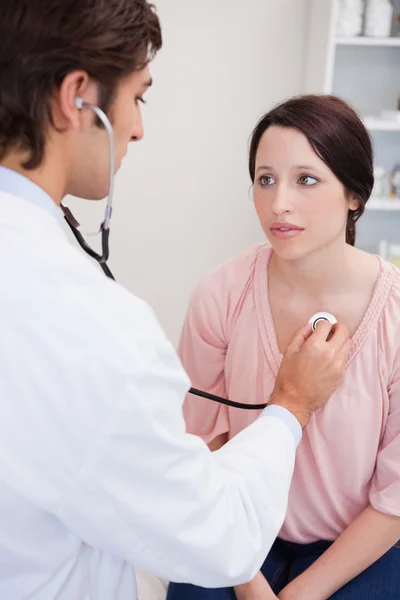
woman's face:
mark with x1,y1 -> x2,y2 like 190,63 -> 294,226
253,125 -> 359,261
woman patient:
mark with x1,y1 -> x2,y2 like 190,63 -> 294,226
167,95 -> 400,599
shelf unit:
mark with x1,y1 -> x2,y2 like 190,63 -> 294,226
363,117 -> 400,132
367,198 -> 400,211
336,36 -> 400,47
303,0 -> 400,255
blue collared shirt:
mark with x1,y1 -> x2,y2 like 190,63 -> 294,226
0,166 -> 63,225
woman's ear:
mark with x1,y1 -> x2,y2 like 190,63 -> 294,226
349,195 -> 360,212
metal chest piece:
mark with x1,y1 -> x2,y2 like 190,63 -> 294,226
308,311 -> 337,331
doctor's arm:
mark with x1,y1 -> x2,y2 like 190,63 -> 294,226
57,311 -> 349,588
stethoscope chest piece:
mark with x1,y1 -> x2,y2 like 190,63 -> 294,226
308,311 -> 337,331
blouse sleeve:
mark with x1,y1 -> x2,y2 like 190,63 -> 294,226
369,353 -> 400,517
179,245 -> 262,444
178,275 -> 230,444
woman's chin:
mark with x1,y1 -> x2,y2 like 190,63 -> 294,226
266,237 -> 310,262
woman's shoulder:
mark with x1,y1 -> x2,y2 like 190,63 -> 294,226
382,260 -> 400,331
201,242 -> 269,285
192,242 -> 269,300
380,258 -> 400,313
375,258 -> 400,361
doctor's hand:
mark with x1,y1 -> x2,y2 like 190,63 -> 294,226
269,321 -> 351,428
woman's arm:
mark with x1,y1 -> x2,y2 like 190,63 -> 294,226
179,275 -> 230,444
280,348 -> 400,600
278,504 -> 400,600
235,571 -> 278,600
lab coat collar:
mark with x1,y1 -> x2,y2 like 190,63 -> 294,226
0,166 -> 64,228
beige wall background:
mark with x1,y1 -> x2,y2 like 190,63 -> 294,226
66,0 -> 310,345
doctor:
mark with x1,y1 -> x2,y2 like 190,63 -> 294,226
0,1 -> 351,599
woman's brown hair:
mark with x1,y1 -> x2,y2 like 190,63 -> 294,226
248,95 -> 374,246
0,0 -> 162,169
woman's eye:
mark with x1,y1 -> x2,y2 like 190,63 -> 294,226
299,175 -> 318,186
259,175 -> 275,186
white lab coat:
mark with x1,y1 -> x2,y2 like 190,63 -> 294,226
0,188 -> 297,600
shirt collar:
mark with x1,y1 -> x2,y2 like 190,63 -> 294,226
0,166 -> 64,226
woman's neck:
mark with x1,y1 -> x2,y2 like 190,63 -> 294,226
269,239 -> 357,298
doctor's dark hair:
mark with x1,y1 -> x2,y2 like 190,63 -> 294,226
248,95 -> 374,246
0,0 -> 162,170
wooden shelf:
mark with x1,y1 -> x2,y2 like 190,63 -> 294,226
367,198 -> 400,211
336,36 -> 400,47
363,117 -> 400,132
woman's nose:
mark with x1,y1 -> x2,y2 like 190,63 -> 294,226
271,185 -> 292,215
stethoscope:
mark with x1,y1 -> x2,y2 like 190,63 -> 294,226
61,98 -> 115,280
62,98 -> 337,412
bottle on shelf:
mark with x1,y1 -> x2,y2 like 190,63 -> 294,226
390,163 -> 400,199
373,166 -> 387,198
395,12 -> 400,37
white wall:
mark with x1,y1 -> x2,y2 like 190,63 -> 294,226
67,0 -> 309,345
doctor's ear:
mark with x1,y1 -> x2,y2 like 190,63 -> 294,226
51,71 -> 93,130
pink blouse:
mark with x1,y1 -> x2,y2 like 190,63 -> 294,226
180,244 -> 400,544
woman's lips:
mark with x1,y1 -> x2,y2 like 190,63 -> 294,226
270,222 -> 304,240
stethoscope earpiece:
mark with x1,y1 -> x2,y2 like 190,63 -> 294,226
74,97 -> 84,110
64,96 -> 115,275
308,311 -> 337,331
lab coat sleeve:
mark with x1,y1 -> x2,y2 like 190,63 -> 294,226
57,305 -> 296,588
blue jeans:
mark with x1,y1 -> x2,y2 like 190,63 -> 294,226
167,538 -> 400,600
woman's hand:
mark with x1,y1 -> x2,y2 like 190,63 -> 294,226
278,506 -> 400,600
278,584 -> 311,600
235,571 -> 278,600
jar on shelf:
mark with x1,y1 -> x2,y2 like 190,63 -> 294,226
364,0 -> 394,37
336,0 -> 365,36
396,13 -> 400,37
373,166 -> 387,198
390,163 -> 400,199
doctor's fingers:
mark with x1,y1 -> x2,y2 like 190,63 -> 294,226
305,321 -> 350,351
303,319 -> 334,347
303,322 -> 351,367
326,323 -> 351,352
286,323 -> 313,353
305,323 -> 351,379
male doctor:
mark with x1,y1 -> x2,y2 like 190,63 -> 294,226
0,1 -> 351,599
